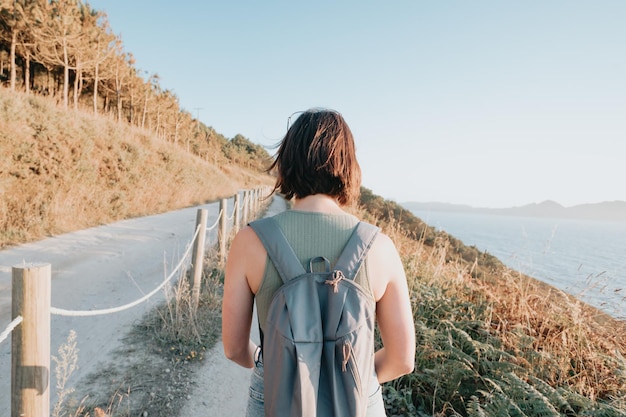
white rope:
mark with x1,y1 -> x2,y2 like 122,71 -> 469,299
0,316 -> 23,345
50,224 -> 201,317
226,203 -> 237,222
206,209 -> 223,232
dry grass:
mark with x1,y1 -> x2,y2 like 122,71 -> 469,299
0,88 -> 273,248
49,248 -> 225,417
354,195 -> 626,416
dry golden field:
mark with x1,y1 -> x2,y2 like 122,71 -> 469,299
0,88 -> 273,248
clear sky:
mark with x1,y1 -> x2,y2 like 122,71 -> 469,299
87,1 -> 626,208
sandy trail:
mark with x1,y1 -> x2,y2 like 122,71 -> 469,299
178,195 -> 288,416
0,195 -> 286,415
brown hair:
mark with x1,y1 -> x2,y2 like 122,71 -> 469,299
269,109 -> 361,206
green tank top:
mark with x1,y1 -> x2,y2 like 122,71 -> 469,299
255,210 -> 373,334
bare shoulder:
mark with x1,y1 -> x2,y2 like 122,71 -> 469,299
228,224 -> 267,264
232,224 -> 263,247
368,231 -> 403,267
367,231 -> 405,301
370,231 -> 399,256
226,225 -> 267,293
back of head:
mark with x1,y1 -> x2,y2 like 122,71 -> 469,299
270,108 -> 361,206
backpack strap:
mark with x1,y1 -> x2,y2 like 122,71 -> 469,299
326,222 -> 379,342
249,217 -> 305,284
249,217 -> 307,351
334,222 -> 380,280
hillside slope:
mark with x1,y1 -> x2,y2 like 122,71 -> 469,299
0,89 -> 272,248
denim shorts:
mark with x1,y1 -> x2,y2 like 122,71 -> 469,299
246,362 -> 385,417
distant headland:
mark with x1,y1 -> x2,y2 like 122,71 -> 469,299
401,200 -> 626,222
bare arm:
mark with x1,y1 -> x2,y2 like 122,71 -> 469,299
369,234 -> 416,383
222,226 -> 265,368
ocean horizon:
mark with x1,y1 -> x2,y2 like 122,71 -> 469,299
407,208 -> 626,320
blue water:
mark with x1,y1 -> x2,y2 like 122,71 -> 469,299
409,210 -> 626,320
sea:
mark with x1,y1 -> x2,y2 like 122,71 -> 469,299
407,209 -> 626,320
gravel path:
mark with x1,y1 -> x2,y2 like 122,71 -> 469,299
178,195 -> 287,416
177,309 -> 260,416
0,194 -> 286,415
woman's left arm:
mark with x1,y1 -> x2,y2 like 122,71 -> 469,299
370,233 -> 416,383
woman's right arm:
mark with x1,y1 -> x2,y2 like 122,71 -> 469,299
222,226 -> 265,368
369,233 -> 416,383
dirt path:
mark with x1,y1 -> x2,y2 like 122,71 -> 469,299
176,308 -> 260,416
0,195 -> 286,415
179,195 -> 287,416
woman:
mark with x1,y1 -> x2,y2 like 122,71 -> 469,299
222,108 -> 415,416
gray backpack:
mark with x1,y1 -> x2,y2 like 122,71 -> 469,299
249,217 -> 380,417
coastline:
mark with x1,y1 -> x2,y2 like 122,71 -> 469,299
407,208 -> 625,321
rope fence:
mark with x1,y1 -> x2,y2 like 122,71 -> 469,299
50,224 -> 202,317
4,187 -> 271,417
0,316 -> 23,346
1,189 -> 267,336
226,202 -> 237,222
15,193 -> 256,320
207,208 -> 224,231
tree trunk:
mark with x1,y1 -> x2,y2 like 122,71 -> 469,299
142,93 -> 148,128
59,38 -> 71,108
93,62 -> 99,113
10,30 -> 17,91
73,55 -> 85,112
24,54 -> 31,94
117,93 -> 122,121
73,65 -> 79,111
129,89 -> 134,124
62,64 -> 69,108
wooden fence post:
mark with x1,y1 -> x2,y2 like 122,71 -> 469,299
242,190 -> 249,226
12,263 -> 51,417
190,209 -> 208,310
233,192 -> 241,234
218,198 -> 228,263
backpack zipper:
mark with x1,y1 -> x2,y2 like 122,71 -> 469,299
341,339 -> 362,395
325,270 -> 345,293
342,339 -> 352,371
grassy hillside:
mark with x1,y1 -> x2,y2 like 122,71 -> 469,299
140,189 -> 626,417
0,88 -> 273,248
355,189 -> 626,416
